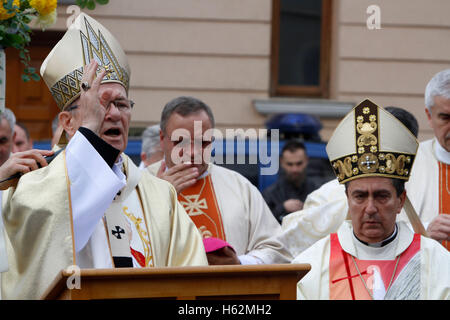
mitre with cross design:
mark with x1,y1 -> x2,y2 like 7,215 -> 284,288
40,12 -> 130,110
326,99 -> 419,184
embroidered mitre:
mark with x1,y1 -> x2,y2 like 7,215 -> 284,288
40,13 -> 130,110
326,99 -> 419,184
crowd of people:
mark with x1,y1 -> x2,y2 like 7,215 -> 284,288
0,13 -> 448,300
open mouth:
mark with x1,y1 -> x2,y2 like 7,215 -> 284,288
104,128 -> 122,137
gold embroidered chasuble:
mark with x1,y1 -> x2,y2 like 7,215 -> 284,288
1,152 -> 207,299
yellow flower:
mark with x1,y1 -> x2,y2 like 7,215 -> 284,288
0,0 -> 20,21
29,0 -> 57,16
35,8 -> 56,29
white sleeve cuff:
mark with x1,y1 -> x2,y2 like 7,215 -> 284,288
66,131 -> 126,252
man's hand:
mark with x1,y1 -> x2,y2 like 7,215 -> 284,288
283,199 -> 304,213
78,60 -> 107,135
0,149 -> 54,190
206,246 -> 241,265
156,160 -> 199,193
427,214 -> 450,242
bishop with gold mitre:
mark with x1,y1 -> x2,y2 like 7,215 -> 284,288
292,99 -> 450,300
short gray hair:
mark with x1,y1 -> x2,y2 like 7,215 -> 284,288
160,96 -> 215,134
425,69 -> 450,112
1,108 -> 16,134
141,124 -> 162,158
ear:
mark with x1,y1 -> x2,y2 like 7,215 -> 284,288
397,190 -> 407,214
159,128 -> 165,148
425,107 -> 433,128
58,111 -> 77,138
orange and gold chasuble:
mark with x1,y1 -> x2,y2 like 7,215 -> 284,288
438,162 -> 450,250
178,175 -> 226,240
329,233 -> 421,300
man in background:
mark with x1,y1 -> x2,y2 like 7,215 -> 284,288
0,108 -> 16,276
0,109 -> 15,165
139,124 -> 163,168
407,69 -> 450,249
12,122 -> 33,153
147,96 -> 292,265
263,139 -> 321,223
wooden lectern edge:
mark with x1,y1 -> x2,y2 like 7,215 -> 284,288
41,263 -> 311,300
66,263 -> 310,276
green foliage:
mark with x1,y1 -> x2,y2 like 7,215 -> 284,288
0,0 -> 109,84
0,0 -> 39,82
76,0 -> 109,10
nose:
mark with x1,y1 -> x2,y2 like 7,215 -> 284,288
365,196 -> 378,216
105,101 -> 122,120
292,165 -> 303,173
189,140 -> 204,164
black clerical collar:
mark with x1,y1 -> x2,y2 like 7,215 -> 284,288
354,224 -> 398,248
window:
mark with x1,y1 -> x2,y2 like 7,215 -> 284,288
270,0 -> 332,97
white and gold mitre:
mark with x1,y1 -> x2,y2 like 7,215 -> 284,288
326,99 -> 419,184
40,13 -> 130,110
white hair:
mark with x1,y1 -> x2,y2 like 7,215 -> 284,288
1,108 -> 16,134
141,124 -> 161,158
425,69 -> 450,112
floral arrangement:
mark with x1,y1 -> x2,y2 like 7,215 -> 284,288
0,0 -> 58,81
76,0 -> 109,10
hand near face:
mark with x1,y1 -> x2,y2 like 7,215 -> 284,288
206,246 -> 241,265
78,60 -> 107,135
156,160 -> 199,193
0,149 -> 54,189
427,214 -> 450,242
283,199 -> 304,213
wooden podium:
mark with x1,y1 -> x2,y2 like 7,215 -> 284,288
42,264 -> 310,300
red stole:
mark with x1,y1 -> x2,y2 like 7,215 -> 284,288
329,233 -> 421,300
178,175 -> 226,240
438,162 -> 450,250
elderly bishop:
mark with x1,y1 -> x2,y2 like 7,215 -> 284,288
1,13 -> 207,300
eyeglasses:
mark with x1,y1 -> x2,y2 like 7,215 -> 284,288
105,99 -> 135,112
63,99 -> 135,113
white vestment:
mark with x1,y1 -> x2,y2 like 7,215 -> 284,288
0,191 -> 6,273
148,161 -> 292,264
293,221 -> 450,300
281,139 -> 447,257
406,138 -> 450,224
1,131 -> 207,299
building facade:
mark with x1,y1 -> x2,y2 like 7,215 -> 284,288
7,0 -> 449,142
